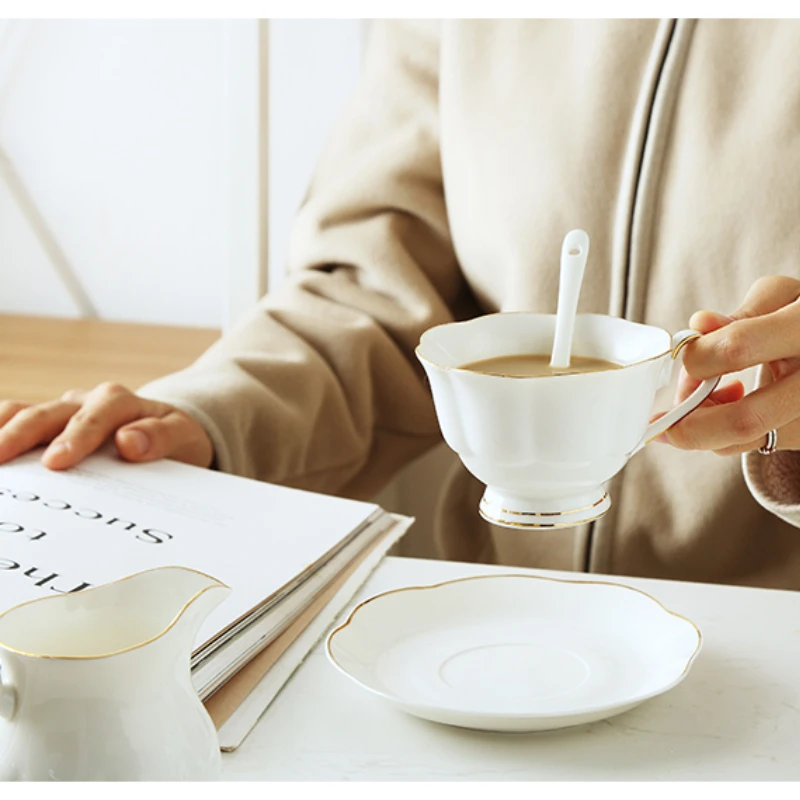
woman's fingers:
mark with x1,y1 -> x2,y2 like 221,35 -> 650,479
0,384 -> 214,470
41,383 -> 174,470
677,375 -> 745,406
0,401 -> 29,429
683,310 -> 800,379
688,310 -> 734,335
707,380 -> 747,405
711,430 -> 789,457
673,366 -> 746,405
652,378 -> 745,443
728,274 -> 800,318
60,388 -> 88,404
666,368 -> 800,452
684,276 -> 800,379
666,278 -> 800,456
0,400 -> 83,463
689,275 -> 800,339
115,412 -> 215,467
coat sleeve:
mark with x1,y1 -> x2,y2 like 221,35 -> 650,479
137,20 -> 473,499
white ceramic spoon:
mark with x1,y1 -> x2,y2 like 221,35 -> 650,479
550,229 -> 590,369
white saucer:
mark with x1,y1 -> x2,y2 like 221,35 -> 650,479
326,574 -> 701,732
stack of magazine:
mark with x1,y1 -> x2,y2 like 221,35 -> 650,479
0,450 -> 411,750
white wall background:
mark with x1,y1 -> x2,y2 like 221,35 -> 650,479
0,19 -> 365,328
0,20 -> 228,326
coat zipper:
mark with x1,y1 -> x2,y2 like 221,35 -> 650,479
583,18 -> 682,573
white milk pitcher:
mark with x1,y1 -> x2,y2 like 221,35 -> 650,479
0,566 -> 230,781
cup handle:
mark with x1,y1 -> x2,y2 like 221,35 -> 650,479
630,330 -> 721,456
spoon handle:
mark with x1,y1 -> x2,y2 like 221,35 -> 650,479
550,229 -> 590,368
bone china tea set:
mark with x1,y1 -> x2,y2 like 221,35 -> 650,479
0,230 -> 710,779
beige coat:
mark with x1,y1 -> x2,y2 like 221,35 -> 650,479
141,19 -> 800,589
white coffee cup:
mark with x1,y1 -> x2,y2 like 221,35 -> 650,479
416,313 -> 720,529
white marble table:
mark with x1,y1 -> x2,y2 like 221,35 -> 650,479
223,556 -> 800,781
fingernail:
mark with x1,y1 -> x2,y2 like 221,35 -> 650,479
120,429 -> 149,457
44,442 -> 70,462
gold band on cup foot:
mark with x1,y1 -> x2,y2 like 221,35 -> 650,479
478,491 -> 611,530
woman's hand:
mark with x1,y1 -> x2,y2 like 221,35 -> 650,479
0,383 -> 214,470
664,275 -> 800,455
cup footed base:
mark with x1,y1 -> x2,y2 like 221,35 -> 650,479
478,487 -> 611,530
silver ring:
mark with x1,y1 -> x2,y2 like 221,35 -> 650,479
758,429 -> 778,456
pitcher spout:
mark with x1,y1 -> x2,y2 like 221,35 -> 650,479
157,567 -> 232,656
0,566 -> 230,661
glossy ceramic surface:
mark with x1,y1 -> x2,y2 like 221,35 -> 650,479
327,574 -> 702,732
0,566 -> 230,781
416,313 -> 719,527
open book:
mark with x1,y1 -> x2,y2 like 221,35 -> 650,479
0,450 -> 411,750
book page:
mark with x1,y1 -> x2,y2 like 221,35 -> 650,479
0,450 -> 380,648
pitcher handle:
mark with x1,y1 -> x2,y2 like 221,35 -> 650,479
0,672 -> 15,721
630,330 -> 721,456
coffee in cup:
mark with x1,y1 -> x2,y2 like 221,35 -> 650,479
461,353 -> 622,378
416,313 -> 718,530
